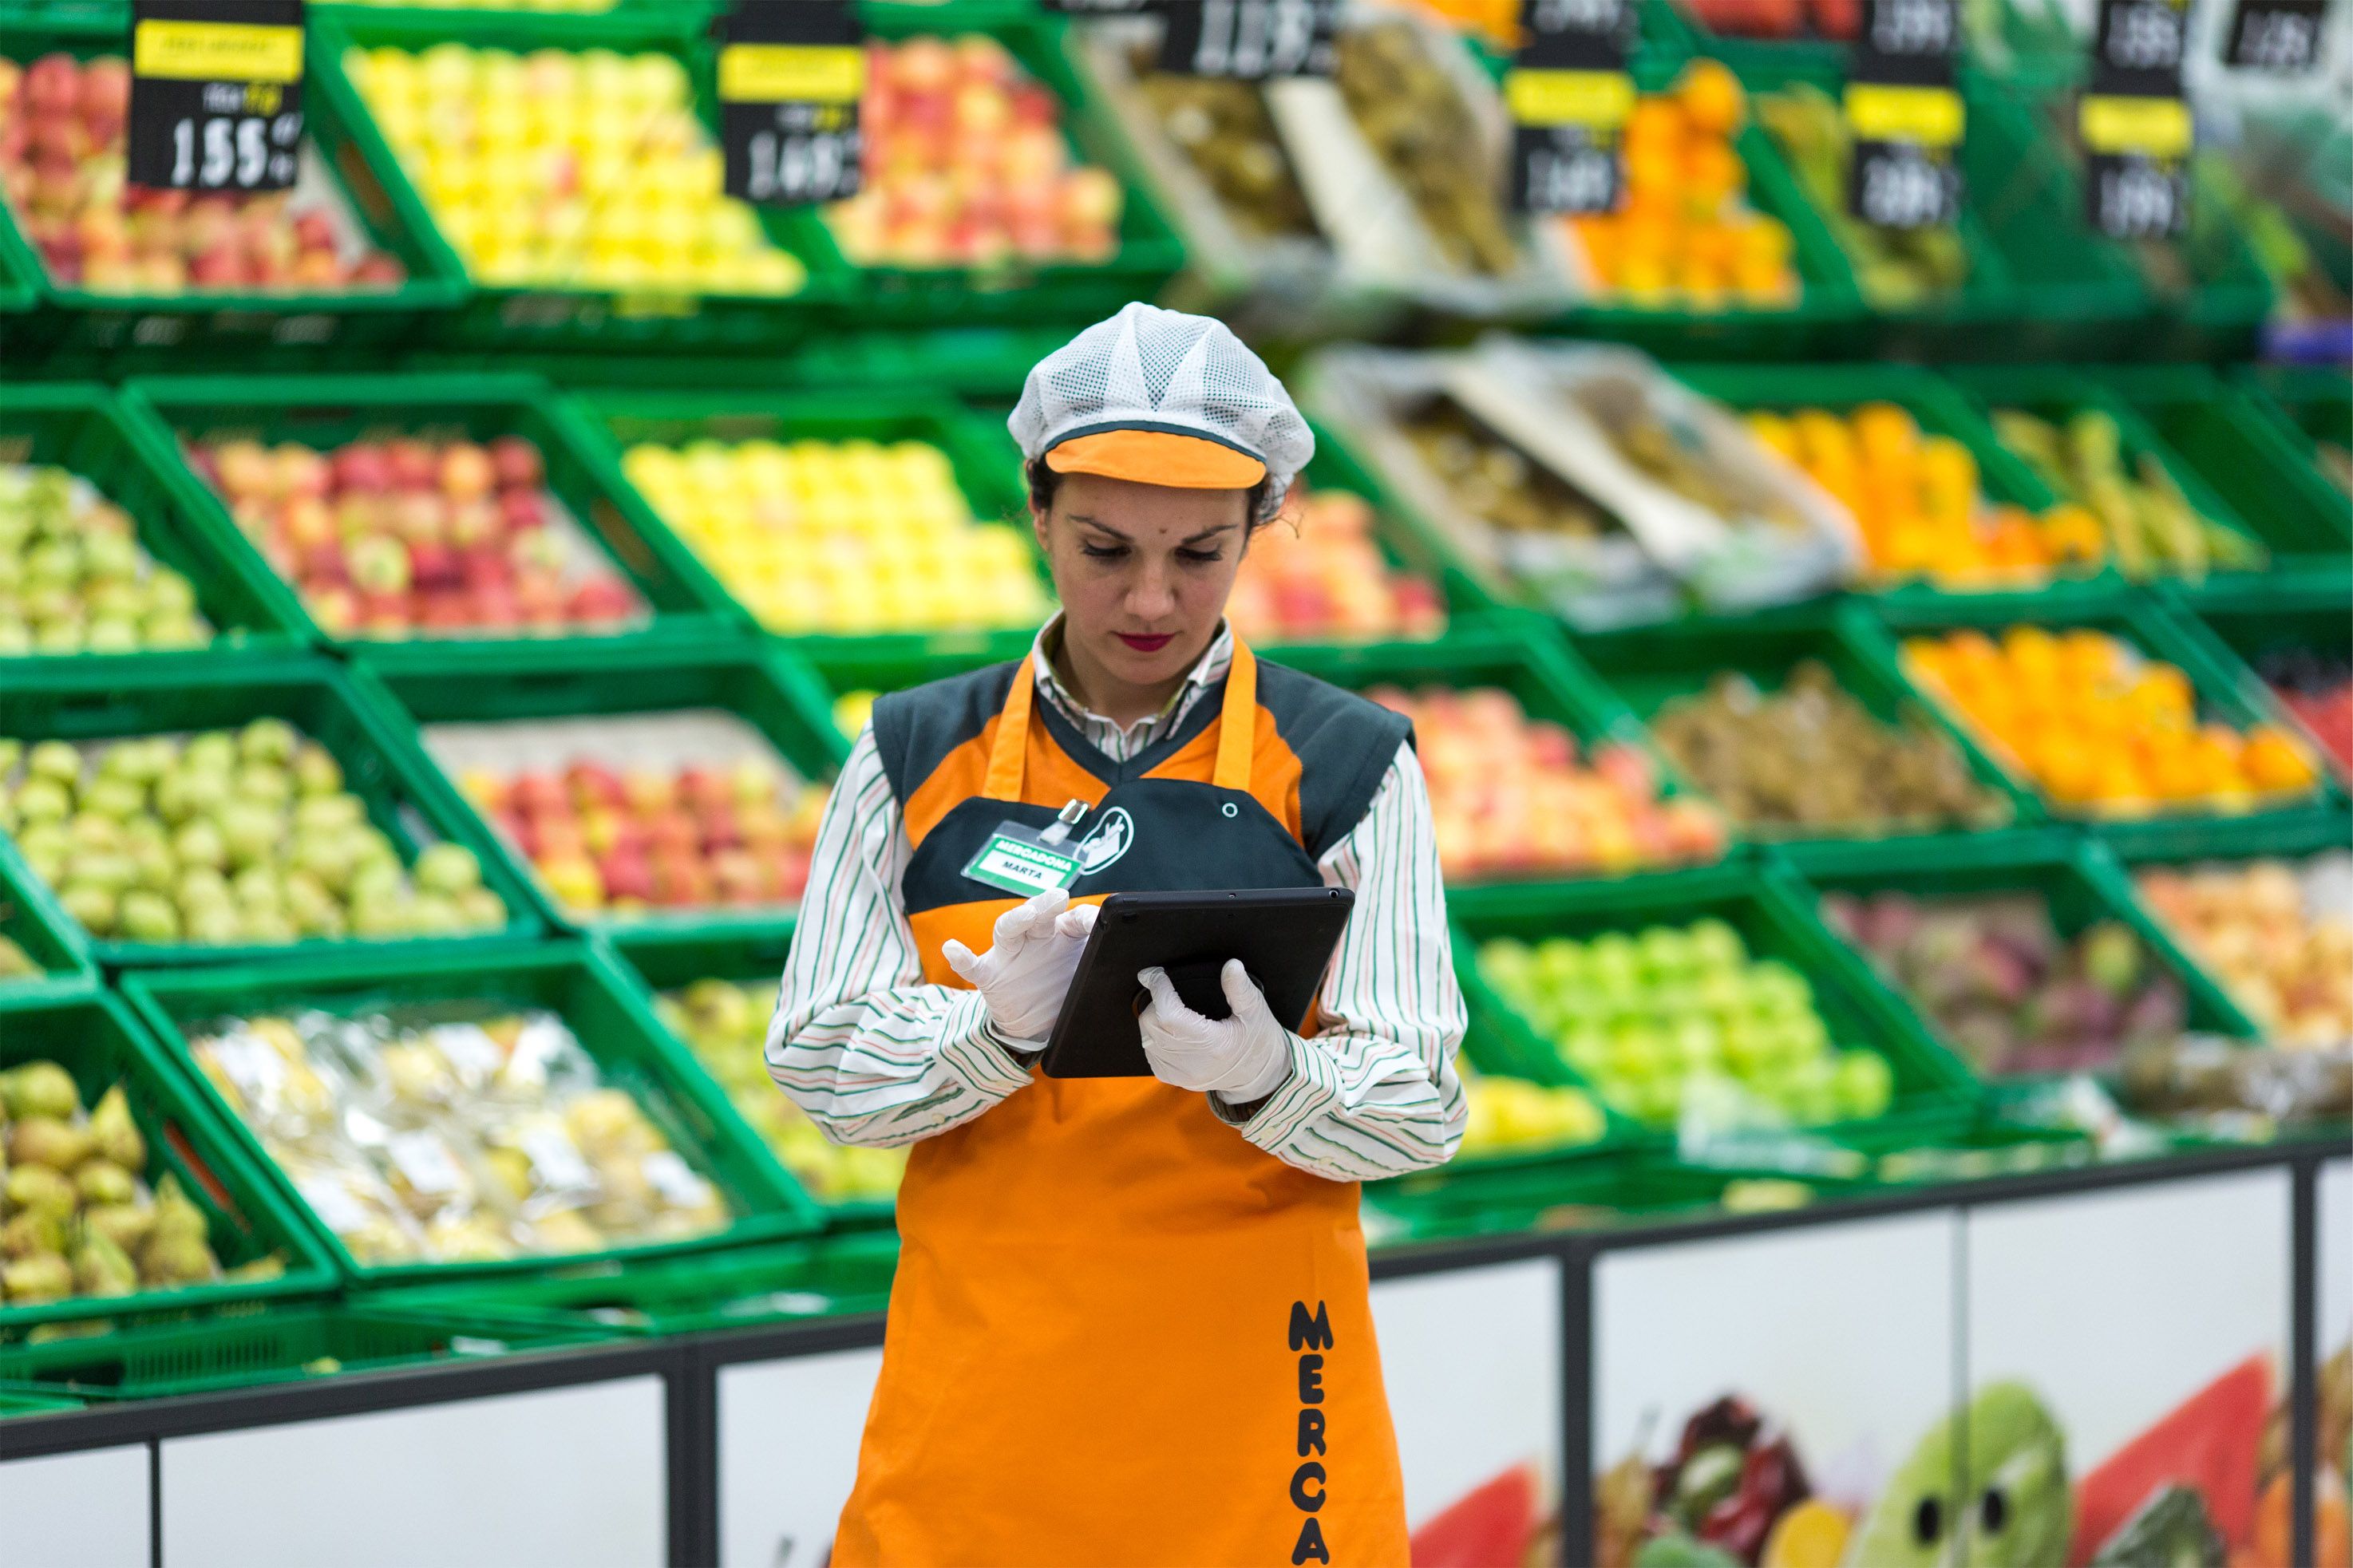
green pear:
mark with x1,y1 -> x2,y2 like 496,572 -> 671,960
73,1159 -> 136,1208
6,1163 -> 77,1218
0,1060 -> 79,1120
9,1116 -> 93,1172
81,1203 -> 155,1254
2,1250 -> 73,1302
89,1084 -> 145,1171
70,1230 -> 139,1297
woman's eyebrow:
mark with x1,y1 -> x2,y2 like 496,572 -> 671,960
1183,523 -> 1240,546
1068,514 -> 1129,541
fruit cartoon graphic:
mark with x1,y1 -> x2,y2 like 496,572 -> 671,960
1843,1382 -> 2071,1568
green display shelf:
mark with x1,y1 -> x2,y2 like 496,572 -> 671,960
0,988 -> 341,1339
121,940 -> 825,1288
1367,1153 -> 1845,1247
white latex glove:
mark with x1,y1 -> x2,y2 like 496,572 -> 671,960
942,888 -> 1098,1045
1136,960 -> 1294,1103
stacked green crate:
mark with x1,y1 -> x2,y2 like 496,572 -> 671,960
1576,602 -> 2041,872
0,1305 -> 614,1402
355,640 -> 847,939
2240,366 -> 2353,500
0,383 -> 305,667
603,922 -> 907,1225
0,988 -> 339,1338
0,655 -> 542,967
121,942 -> 823,1289
0,9 -> 468,360
121,373 -> 740,672
1452,862 -> 1978,1140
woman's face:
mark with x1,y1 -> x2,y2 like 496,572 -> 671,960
1033,471 -> 1251,697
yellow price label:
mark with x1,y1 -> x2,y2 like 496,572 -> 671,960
1505,68 -> 1635,130
2078,93 -> 2192,157
718,44 -> 865,105
132,19 -> 303,83
1843,82 -> 1964,148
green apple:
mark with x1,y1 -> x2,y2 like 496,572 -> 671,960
413,843 -> 484,898
1688,917 -> 1746,973
118,891 -> 180,942
1833,1050 -> 1894,1120
181,733 -> 237,776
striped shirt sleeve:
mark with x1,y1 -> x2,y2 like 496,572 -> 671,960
763,726 -> 1034,1148
1212,741 -> 1469,1181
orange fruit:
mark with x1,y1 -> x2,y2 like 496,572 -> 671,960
1852,403 -> 1918,467
2243,727 -> 2319,792
1746,411 -> 1798,460
1675,59 -> 1747,137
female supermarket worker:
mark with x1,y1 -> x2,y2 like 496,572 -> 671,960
767,302 -> 1467,1568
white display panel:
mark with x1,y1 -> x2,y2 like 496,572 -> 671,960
1372,1258 -> 1563,1548
2320,1158 -> 2351,1384
0,1443 -> 151,1568
1967,1167 -> 2293,1566
716,1345 -> 884,1568
159,1377 -> 666,1568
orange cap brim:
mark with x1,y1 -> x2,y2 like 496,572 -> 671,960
1043,429 -> 1267,490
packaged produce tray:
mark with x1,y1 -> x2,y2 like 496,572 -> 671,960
121,373 -> 739,670
0,655 -> 543,967
0,383 -> 305,668
1776,831 -> 2260,1092
1449,863 -> 1979,1144
121,941 -> 824,1288
0,847 -> 92,1002
1365,1153 -> 1840,1247
367,1231 -> 900,1338
0,1305 -> 613,1403
554,385 -> 1050,669
1860,594 -> 2343,852
1576,601 -> 2043,868
0,988 -> 339,1338
307,4 -> 825,353
604,922 -> 904,1226
0,9 -> 468,361
2158,579 -> 2352,788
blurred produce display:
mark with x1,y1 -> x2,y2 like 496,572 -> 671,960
1,53 -> 405,294
1823,889 -> 2185,1076
2135,856 -> 2353,1049
339,0 -> 616,7
1227,489 -> 1442,645
1132,65 -> 1317,243
825,36 -> 1122,270
1402,396 -> 1618,540
1651,662 -> 2012,835
1561,63 -> 1801,312
0,462 -> 210,654
1366,685 -> 1727,881
191,432 -> 645,641
832,689 -> 876,743
1748,404 -> 2091,590
1595,1393 -> 1833,1568
0,726 -> 506,945
1991,409 -> 2264,580
1901,628 -> 2320,813
0,1060 -> 275,1305
2118,1032 -> 2353,1126
456,749 -> 825,915
1457,1064 -> 1608,1158
654,979 -> 904,1204
620,436 -> 1047,636
344,43 -> 805,294
1333,20 -> 1521,280
1759,85 -> 1968,308
1477,922 -> 1896,1127
189,1004 -> 733,1263
2256,649 -> 2352,773
1680,0 -> 1859,38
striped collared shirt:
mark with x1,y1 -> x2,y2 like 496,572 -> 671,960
764,626 -> 1466,1183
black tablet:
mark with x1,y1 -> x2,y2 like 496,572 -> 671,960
1038,887 -> 1356,1080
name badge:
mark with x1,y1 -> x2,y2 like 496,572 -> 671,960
962,800 -> 1089,898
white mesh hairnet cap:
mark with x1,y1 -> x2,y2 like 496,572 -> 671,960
1010,302 -> 1313,523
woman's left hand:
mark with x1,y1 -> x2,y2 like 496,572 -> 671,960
1136,960 -> 1293,1102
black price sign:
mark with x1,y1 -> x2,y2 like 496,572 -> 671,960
126,0 -> 304,193
2224,0 -> 2324,69
718,0 -> 864,206
2081,0 -> 2189,239
1154,0 -> 1340,79
1505,0 -> 1634,215
2090,0 -> 2188,89
1844,0 -> 1963,229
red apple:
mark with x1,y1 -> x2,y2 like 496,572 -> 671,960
567,579 -> 638,625
308,584 -> 360,635
386,439 -> 439,491
281,496 -> 337,550
644,810 -> 698,859
496,488 -> 544,533
333,443 -> 392,495
291,211 -> 337,253
566,763 -> 624,811
440,442 -> 494,502
275,443 -> 331,500
488,436 -> 544,491
599,848 -> 654,904
510,772 -> 567,820
23,54 -> 79,118
299,539 -> 349,586
388,491 -> 447,546
408,543 -> 461,591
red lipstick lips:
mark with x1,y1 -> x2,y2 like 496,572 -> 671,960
1115,632 -> 1175,653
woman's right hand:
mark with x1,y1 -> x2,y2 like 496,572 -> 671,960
942,887 -> 1099,1045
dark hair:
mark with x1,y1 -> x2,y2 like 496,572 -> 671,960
1026,457 -> 1275,534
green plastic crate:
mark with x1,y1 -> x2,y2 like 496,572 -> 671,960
1366,1154 -> 1837,1247
0,848 -> 95,1005
121,941 -> 825,1288
0,1391 -> 81,1416
0,655 -> 544,967
602,921 -> 901,1227
354,641 -> 848,939
0,383 -> 307,669
1449,862 -> 1980,1147
0,10 -> 468,361
1576,599 -> 2044,868
769,2 -> 1188,329
2237,365 -> 2353,498
0,1305 -> 611,1402
553,385 -> 1050,671
118,373 -> 742,671
1773,831 -> 2261,1088
307,4 -> 827,354
1859,593 -> 2344,850
1948,364 -> 2277,589
366,1232 -> 900,1337
0,988 -> 340,1338
2157,579 -> 2351,790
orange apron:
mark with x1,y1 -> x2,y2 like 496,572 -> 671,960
834,642 -> 1409,1568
